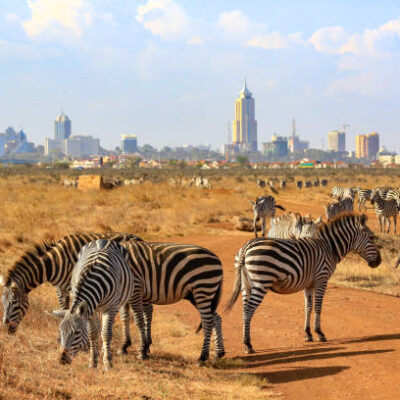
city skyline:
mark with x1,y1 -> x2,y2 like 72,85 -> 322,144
1,1 -> 400,151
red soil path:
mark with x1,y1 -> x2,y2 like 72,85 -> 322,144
160,234 -> 400,400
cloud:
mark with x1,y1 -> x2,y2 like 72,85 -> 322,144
247,32 -> 305,50
5,13 -> 19,23
187,35 -> 204,46
22,0 -> 91,38
309,26 -> 349,54
136,0 -> 190,40
216,10 -> 266,41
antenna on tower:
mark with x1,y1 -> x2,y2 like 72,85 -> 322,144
292,117 -> 296,138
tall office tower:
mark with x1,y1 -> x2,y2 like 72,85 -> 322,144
327,130 -> 346,152
356,132 -> 380,159
54,112 -> 71,141
121,134 -> 138,154
232,80 -> 258,152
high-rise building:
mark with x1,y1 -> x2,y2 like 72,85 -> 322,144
54,112 -> 71,141
287,117 -> 309,152
263,135 -> 288,157
327,130 -> 346,152
232,80 -> 258,152
64,135 -> 99,158
121,135 -> 138,154
356,132 -> 380,159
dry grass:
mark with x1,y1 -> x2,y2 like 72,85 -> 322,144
1,171 -> 400,399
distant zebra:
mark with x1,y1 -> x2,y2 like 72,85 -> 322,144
385,188 -> 400,202
314,179 -> 320,187
279,180 -> 286,189
356,188 -> 372,211
267,213 -> 322,239
296,180 -> 303,190
371,191 -> 399,234
226,213 -> 381,354
305,180 -> 313,189
251,196 -> 285,238
50,240 -> 144,370
0,232 -> 141,340
321,179 -> 328,187
324,198 -> 354,220
331,186 -> 356,200
257,178 -> 266,188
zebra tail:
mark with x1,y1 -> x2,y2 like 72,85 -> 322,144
276,204 -> 285,211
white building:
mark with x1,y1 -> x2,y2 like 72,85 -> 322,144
64,135 -> 99,158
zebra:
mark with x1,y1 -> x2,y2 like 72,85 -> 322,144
371,191 -> 399,234
331,186 -> 356,201
257,178 -> 266,188
324,198 -> 354,220
251,195 -> 285,238
321,179 -> 328,187
49,240 -> 145,370
356,188 -> 372,211
296,180 -> 303,190
225,213 -> 381,354
116,240 -> 225,364
313,179 -> 320,187
305,180 -> 312,189
279,179 -> 286,189
267,213 -> 322,239
385,188 -> 400,202
0,232 -> 141,341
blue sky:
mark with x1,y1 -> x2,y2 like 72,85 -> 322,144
1,1 -> 400,151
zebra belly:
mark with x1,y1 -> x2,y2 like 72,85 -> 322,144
270,277 -> 310,294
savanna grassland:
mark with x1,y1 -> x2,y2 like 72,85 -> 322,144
1,168 -> 400,400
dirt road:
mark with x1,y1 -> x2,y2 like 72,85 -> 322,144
160,234 -> 400,400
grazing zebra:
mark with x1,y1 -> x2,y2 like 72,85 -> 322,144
279,179 -> 286,189
251,196 -> 285,238
371,191 -> 399,234
50,240 -> 145,370
356,188 -> 372,211
324,198 -> 354,220
331,186 -> 356,201
0,232 -> 141,339
305,180 -> 312,189
296,180 -> 303,190
120,240 -> 225,364
321,179 -> 328,187
267,213 -> 322,239
226,213 -> 381,354
257,178 -> 266,188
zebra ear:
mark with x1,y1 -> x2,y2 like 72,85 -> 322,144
46,310 -> 67,319
250,201 -> 255,206
77,301 -> 88,317
360,214 -> 368,225
0,274 -> 4,286
315,216 -> 322,224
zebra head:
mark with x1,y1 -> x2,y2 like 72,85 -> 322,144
49,301 -> 89,365
352,214 -> 381,268
1,277 -> 29,334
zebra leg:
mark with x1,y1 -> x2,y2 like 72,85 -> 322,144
313,281 -> 328,342
101,311 -> 117,371
143,303 -> 153,354
55,287 -> 70,344
394,215 -> 397,235
242,287 -> 266,354
261,217 -> 266,238
378,215 -> 383,233
387,217 -> 391,234
254,216 -> 258,238
303,287 -> 313,342
129,294 -> 148,360
212,313 -> 225,359
88,315 -> 100,368
119,303 -> 132,354
197,307 -> 213,365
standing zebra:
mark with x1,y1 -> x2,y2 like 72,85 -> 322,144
305,180 -> 313,189
356,188 -> 372,211
279,179 -> 286,189
371,191 -> 399,234
324,198 -> 354,220
267,213 -> 322,239
296,180 -> 303,190
0,232 -> 141,341
321,179 -> 328,187
257,178 -> 266,188
331,186 -> 356,201
50,240 -> 145,370
226,213 -> 380,354
251,195 -> 285,238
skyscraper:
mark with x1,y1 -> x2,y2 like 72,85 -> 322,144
121,134 -> 138,154
232,80 -> 258,152
327,130 -> 346,152
356,132 -> 380,159
54,112 -> 71,141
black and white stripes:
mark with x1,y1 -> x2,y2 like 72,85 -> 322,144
226,213 -> 381,354
251,195 -> 285,238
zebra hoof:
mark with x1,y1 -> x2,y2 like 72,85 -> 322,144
244,346 -> 255,354
317,335 -> 327,342
215,350 -> 225,359
197,359 -> 206,367
305,336 -> 313,342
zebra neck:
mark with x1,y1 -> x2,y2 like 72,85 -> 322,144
319,225 -> 353,264
70,297 -> 95,317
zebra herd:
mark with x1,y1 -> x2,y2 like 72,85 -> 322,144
1,208 -> 384,370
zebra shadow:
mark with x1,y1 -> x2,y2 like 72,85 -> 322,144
226,347 -> 393,369
247,365 -> 350,384
336,333 -> 400,345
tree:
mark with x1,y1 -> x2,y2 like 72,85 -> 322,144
237,155 -> 249,166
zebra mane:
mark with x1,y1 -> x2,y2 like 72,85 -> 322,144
318,212 -> 361,233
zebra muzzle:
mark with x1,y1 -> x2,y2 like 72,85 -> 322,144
59,349 -> 72,365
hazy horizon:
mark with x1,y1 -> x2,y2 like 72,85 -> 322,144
1,1 -> 400,152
